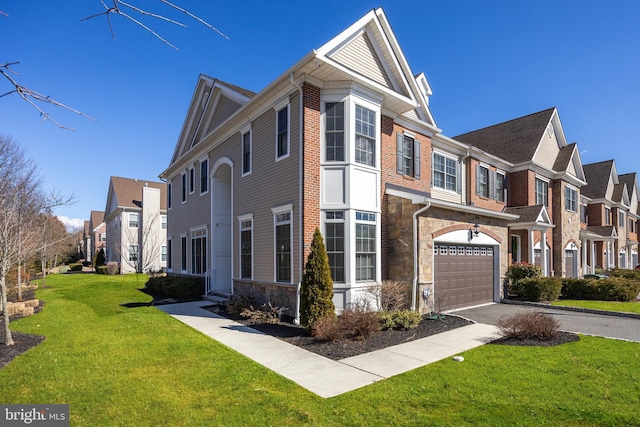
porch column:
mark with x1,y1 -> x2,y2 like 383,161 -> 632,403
528,229 -> 535,265
606,241 -> 612,269
581,239 -> 588,276
590,241 -> 596,274
541,231 -> 548,276
627,243 -> 633,269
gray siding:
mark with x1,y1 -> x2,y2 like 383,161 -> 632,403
330,32 -> 392,89
207,95 -> 242,135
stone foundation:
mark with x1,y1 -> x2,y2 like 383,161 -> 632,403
233,280 -> 298,317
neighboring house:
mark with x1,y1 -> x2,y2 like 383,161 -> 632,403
161,7 -> 523,315
581,160 -> 634,271
104,177 -> 167,274
618,173 -> 639,268
455,108 -> 587,278
87,210 -> 106,263
82,220 -> 90,261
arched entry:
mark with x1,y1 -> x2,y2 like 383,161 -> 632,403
211,160 -> 232,295
564,242 -> 578,278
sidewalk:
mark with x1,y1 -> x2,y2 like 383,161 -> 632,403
158,301 -> 501,398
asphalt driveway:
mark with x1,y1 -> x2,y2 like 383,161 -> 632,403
454,303 -> 640,343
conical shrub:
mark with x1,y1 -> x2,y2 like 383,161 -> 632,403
300,228 -> 335,328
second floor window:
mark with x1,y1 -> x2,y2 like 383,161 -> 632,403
168,182 -> 172,209
565,186 -> 577,212
476,166 -> 489,198
535,178 -> 548,206
189,167 -> 195,194
161,215 -> 167,229
619,211 -> 625,227
605,207 -> 611,225
242,130 -> 252,175
433,153 -> 457,192
200,159 -> 208,194
129,213 -> 139,228
355,105 -> 375,167
581,205 -> 588,223
397,134 -> 420,178
277,106 -> 289,159
325,102 -> 344,161
495,172 -> 506,202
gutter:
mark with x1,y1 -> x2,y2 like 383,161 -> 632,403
411,202 -> 430,311
290,72 -> 304,325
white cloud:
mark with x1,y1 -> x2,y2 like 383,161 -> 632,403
57,216 -> 85,232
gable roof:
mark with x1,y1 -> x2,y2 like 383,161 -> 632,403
618,173 -> 638,201
106,176 -> 167,215
553,142 -> 576,171
582,160 -> 616,200
611,183 -> 628,205
586,225 -> 617,239
454,108 -> 555,164
504,205 -> 552,226
89,210 -> 104,229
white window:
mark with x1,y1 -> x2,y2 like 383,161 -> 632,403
242,129 -> 252,176
181,173 -> 187,203
495,172 -> 506,202
433,152 -> 457,191
161,245 -> 167,262
128,213 -> 139,228
535,178 -> 548,206
619,211 -> 625,228
273,206 -> 292,283
605,207 -> 611,225
355,105 -> 376,167
324,210 -> 345,283
397,134 -> 420,178
476,165 -> 490,198
511,235 -> 521,262
191,228 -> 207,275
161,215 -> 167,230
200,159 -> 208,194
276,105 -> 289,160
100,233 -> 106,242
325,102 -> 345,161
189,167 -> 195,194
128,245 -> 139,262
565,186 -> 578,212
239,215 -> 253,279
355,211 -> 376,281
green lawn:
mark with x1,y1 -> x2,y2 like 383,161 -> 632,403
2,274 -> 640,426
553,299 -> 640,314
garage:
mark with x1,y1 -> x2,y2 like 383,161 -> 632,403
434,243 -> 495,311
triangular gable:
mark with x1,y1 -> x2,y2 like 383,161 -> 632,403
536,205 -> 552,225
315,8 -> 437,127
170,75 -> 253,165
532,109 -> 568,169
104,181 -> 118,218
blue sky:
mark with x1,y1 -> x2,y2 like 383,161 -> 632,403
2,1 -> 639,228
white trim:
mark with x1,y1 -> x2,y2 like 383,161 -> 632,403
273,97 -> 290,112
188,167 -> 195,194
510,234 -> 522,263
272,203 -> 294,215
273,206 -> 293,284
238,214 -> 254,280
199,158 -> 209,195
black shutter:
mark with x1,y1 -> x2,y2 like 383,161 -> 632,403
396,133 -> 404,175
413,138 -> 420,179
456,159 -> 462,194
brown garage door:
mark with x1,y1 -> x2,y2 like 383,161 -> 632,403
434,244 -> 494,311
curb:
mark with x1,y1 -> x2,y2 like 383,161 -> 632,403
500,298 -> 640,320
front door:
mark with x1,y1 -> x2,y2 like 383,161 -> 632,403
212,167 -> 232,295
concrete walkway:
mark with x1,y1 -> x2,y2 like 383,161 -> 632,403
158,301 -> 501,398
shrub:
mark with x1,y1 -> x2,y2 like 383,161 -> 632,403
509,277 -> 563,301
96,266 -> 108,275
497,311 -> 560,340
311,305 -> 380,342
561,277 -> 640,301
506,262 -> 543,286
366,280 -> 410,311
94,249 -> 106,267
240,302 -> 284,324
145,276 -> 204,300
610,268 -> 640,281
226,293 -> 261,316
300,228 -> 335,328
106,262 -> 119,275
69,263 -> 83,272
378,309 -> 422,330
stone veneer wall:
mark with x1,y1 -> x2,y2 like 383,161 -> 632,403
552,179 -> 582,276
387,195 -> 510,313
233,279 -> 298,318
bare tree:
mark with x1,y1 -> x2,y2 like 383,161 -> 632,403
118,211 -> 162,273
1,2 -> 227,129
0,136 -> 46,345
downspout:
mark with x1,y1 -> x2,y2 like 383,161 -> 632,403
290,72 -> 304,324
412,201 -> 431,311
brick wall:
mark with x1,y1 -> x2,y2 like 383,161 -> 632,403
302,83 -> 321,264
468,158 -> 508,211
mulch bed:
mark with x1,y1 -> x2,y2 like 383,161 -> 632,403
0,288 -> 46,370
490,332 -> 580,346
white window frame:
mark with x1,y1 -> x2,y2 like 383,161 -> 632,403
189,167 -> 195,194
181,172 -> 187,204
535,176 -> 549,206
272,204 -> 293,283
495,171 -> 506,202
324,101 -> 345,162
238,214 -> 253,279
511,234 -> 521,263
128,212 -> 139,228
354,104 -> 376,167
241,126 -> 252,176
100,233 -> 106,242
355,210 -> 377,282
605,207 -> 611,225
565,185 -> 578,212
477,165 -> 490,198
180,234 -> 188,273
161,215 -> 167,230
161,245 -> 167,262
324,210 -> 346,283
190,227 -> 207,275
619,210 -> 625,228
274,99 -> 290,161
128,244 -> 139,262
432,150 -> 458,192
200,158 -> 209,195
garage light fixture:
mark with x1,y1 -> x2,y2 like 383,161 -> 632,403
472,222 -> 480,238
